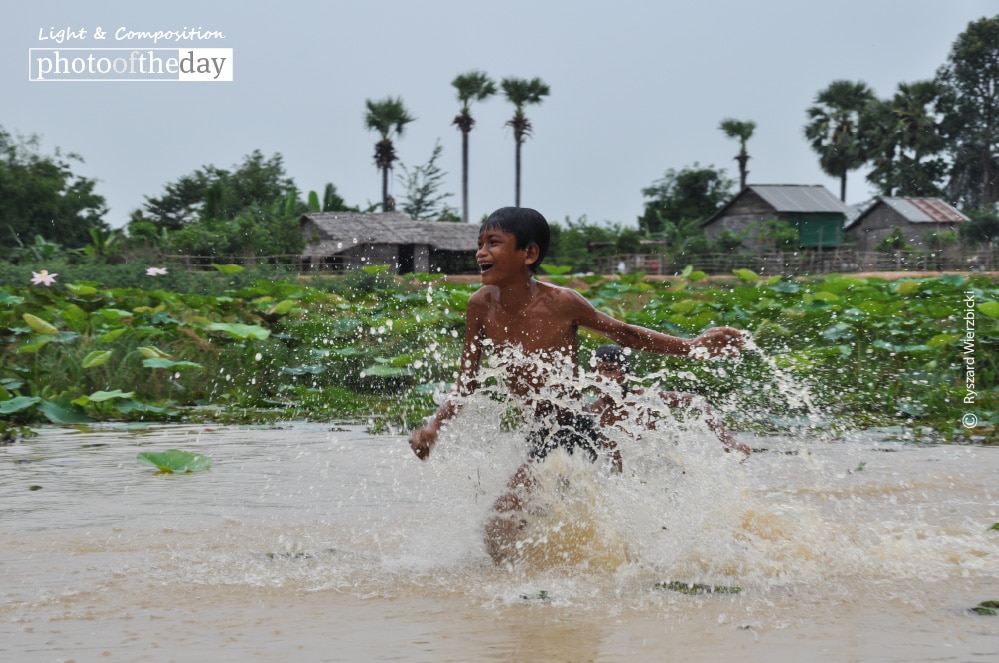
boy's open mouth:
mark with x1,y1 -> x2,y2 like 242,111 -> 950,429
478,262 -> 493,273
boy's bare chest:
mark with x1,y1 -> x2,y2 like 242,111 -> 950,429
480,308 -> 578,354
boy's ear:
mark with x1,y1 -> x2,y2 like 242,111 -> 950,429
523,243 -> 540,267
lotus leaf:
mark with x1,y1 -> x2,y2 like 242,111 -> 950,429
137,449 -> 212,473
22,313 -> 59,335
81,350 -> 112,368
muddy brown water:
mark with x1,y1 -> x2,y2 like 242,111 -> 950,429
2,421 -> 997,661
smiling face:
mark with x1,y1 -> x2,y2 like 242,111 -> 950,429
476,227 -> 538,285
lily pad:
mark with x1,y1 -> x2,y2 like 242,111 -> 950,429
206,322 -> 271,340
137,449 -> 212,474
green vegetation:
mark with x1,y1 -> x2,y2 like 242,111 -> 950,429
137,449 -> 212,474
1,265 -> 995,443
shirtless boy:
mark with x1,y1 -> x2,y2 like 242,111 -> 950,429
408,207 -> 743,561
587,344 -> 752,456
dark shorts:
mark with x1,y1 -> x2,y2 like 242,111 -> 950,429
527,414 -> 601,463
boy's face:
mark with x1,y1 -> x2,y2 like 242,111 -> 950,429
476,228 -> 537,284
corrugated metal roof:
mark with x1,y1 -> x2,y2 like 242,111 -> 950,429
301,211 -> 480,254
845,197 -> 969,230
749,185 -> 851,214
881,197 -> 969,223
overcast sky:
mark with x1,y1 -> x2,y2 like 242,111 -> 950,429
5,1 -> 996,230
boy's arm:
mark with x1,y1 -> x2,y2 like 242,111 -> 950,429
571,290 -> 743,357
409,299 -> 485,460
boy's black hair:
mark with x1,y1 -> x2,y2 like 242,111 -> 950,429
479,206 -> 550,273
594,344 -> 631,373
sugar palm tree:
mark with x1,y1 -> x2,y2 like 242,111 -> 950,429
451,71 -> 497,223
804,80 -> 876,201
718,118 -> 756,190
501,77 -> 550,207
364,97 -> 415,211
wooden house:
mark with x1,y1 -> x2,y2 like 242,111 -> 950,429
701,185 -> 850,251
844,197 -> 969,251
300,211 -> 480,274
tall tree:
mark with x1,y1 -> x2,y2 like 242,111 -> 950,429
718,118 -> 756,190
937,15 -> 999,210
859,98 -> 902,196
364,96 -> 415,211
451,71 -> 496,223
396,140 -> 456,220
638,164 -> 735,235
0,126 -> 108,255
500,77 -> 550,207
129,150 -> 296,231
862,81 -> 947,197
804,80 -> 877,201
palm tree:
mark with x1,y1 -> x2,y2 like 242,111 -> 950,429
862,81 -> 947,197
718,118 -> 756,190
804,80 -> 877,201
859,98 -> 902,196
500,77 -> 550,207
364,97 -> 415,211
451,71 -> 496,223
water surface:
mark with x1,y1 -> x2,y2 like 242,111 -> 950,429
2,420 -> 997,661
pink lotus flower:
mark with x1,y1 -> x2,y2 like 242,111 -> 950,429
30,269 -> 58,286
145,267 -> 169,276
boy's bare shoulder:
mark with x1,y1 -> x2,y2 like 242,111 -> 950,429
540,281 -> 595,310
468,285 -> 498,305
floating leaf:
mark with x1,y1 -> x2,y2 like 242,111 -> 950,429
926,333 -> 960,347
64,283 -> 99,296
540,264 -> 572,276
211,263 -> 244,275
936,274 -> 967,287
22,313 -> 59,335
821,323 -> 854,341
687,269 -> 708,282
670,299 -> 700,314
0,396 -> 42,415
206,323 -> 271,340
72,390 -> 136,406
733,268 -> 758,282
267,299 -> 298,316
81,350 -> 112,368
768,280 -> 801,294
17,338 -> 53,354
142,358 -> 204,370
137,449 -> 212,474
38,398 -> 94,424
893,280 -> 921,296
138,345 -> 172,359
978,301 -> 999,319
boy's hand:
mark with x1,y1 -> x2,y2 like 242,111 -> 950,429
689,326 -> 743,359
409,425 -> 437,460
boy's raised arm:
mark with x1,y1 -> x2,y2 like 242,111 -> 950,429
572,289 -> 743,358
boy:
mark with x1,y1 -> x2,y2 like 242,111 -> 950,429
408,207 -> 743,561
587,344 -> 751,456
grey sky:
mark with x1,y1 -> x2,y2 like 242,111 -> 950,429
5,1 -> 995,230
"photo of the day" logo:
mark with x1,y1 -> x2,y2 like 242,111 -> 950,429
28,48 -> 233,82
